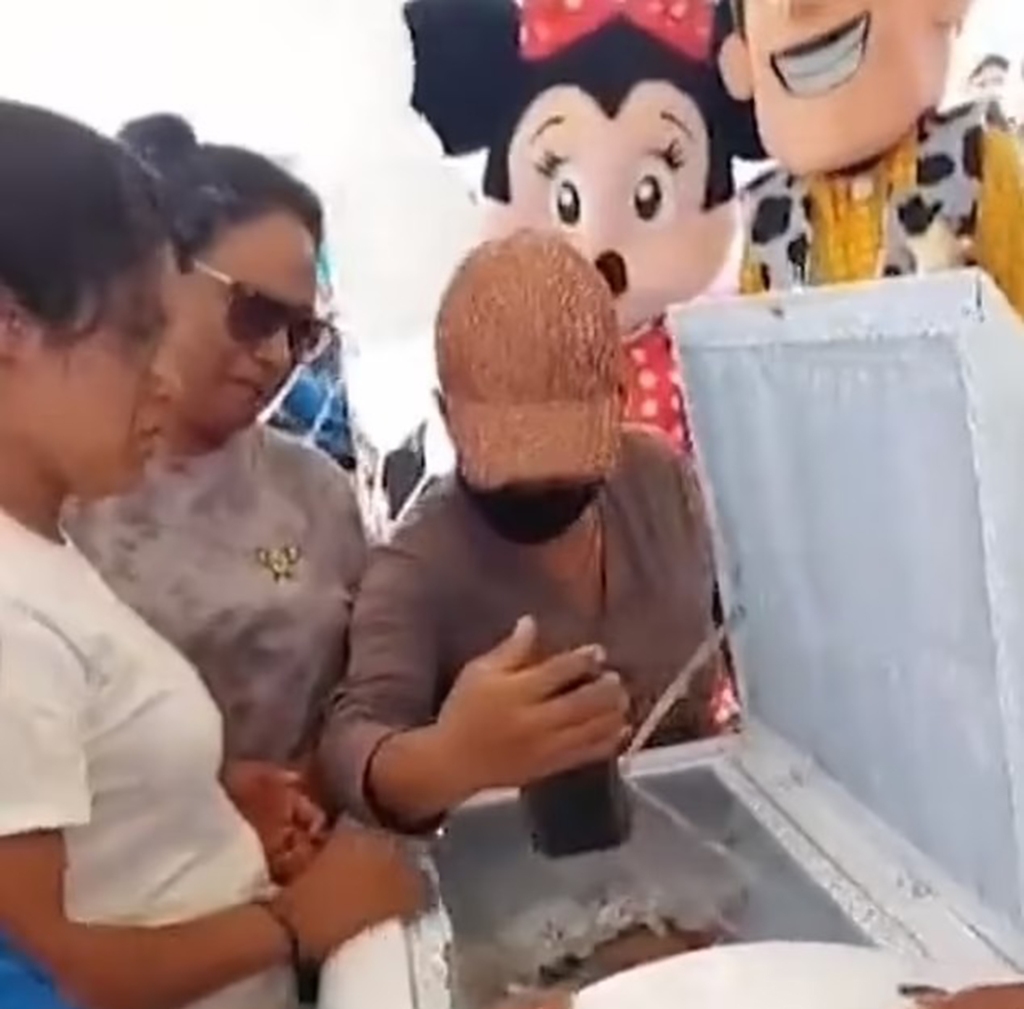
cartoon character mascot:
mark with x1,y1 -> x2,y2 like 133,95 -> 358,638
404,0 -> 764,452
717,0 -> 1024,311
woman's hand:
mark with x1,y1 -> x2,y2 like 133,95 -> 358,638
365,617 -> 629,827
434,616 -> 628,794
222,761 -> 327,883
271,824 -> 425,960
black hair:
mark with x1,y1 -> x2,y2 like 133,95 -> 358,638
118,114 -> 324,267
119,113 -> 197,171
0,100 -> 168,341
405,0 -> 763,207
969,53 -> 1010,80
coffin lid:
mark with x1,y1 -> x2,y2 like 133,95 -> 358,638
673,270 -> 1024,926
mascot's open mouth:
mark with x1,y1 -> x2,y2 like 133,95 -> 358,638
595,250 -> 629,297
770,13 -> 871,98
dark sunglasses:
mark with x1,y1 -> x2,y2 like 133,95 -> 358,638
194,261 -> 335,364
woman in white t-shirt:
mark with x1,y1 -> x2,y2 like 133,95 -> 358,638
0,100 -> 422,1009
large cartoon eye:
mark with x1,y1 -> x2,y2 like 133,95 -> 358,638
536,152 -> 585,230
553,177 -> 582,226
632,156 -> 678,226
634,176 -> 663,220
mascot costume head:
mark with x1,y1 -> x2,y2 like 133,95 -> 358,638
718,0 -> 1024,317
404,0 -> 764,451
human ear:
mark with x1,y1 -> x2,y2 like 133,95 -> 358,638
719,32 -> 755,102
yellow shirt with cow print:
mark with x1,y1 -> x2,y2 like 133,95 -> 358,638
740,126 -> 1024,319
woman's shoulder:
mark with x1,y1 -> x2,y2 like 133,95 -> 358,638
618,428 -> 688,483
259,427 -> 369,577
385,474 -> 463,548
259,423 -> 344,476
366,475 -> 472,586
259,426 -> 359,509
0,515 -> 115,669
613,430 -> 707,527
0,591 -> 93,702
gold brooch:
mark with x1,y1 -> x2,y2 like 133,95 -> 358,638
255,545 -> 302,582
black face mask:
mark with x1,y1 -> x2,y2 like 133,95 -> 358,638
460,475 -> 601,545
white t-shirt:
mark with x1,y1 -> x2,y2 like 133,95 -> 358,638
0,509 -> 294,1009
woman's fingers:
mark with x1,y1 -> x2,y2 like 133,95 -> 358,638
290,791 -> 328,838
269,835 -> 319,885
531,711 -> 629,778
532,672 -> 628,733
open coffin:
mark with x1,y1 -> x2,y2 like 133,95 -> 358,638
320,270 -> 1024,1008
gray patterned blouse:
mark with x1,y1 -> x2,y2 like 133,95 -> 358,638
68,427 -> 367,764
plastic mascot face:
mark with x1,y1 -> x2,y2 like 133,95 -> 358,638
720,0 -> 971,176
405,0 -> 763,333
489,78 -> 736,331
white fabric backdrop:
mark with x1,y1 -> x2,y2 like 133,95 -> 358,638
0,0 -> 1017,451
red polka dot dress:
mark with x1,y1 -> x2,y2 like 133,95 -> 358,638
622,316 -> 741,736
622,317 -> 692,453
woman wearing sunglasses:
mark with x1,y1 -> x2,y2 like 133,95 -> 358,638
0,99 -> 421,1009
69,114 -> 367,883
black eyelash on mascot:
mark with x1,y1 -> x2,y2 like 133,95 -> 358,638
405,0 -> 762,206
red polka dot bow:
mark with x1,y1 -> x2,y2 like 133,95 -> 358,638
520,0 -> 715,62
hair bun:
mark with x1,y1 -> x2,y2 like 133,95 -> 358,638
118,113 -> 198,175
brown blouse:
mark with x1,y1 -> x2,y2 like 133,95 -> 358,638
322,432 -> 720,818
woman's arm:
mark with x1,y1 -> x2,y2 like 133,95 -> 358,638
289,438 -> 371,776
0,831 -> 289,1009
0,604 -> 290,1009
221,760 -> 326,883
318,544 -> 447,824
295,434 -> 370,594
361,723 -> 474,828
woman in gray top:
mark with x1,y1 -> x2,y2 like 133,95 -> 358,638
69,115 -> 366,881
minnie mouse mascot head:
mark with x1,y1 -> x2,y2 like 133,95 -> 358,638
404,0 -> 763,453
